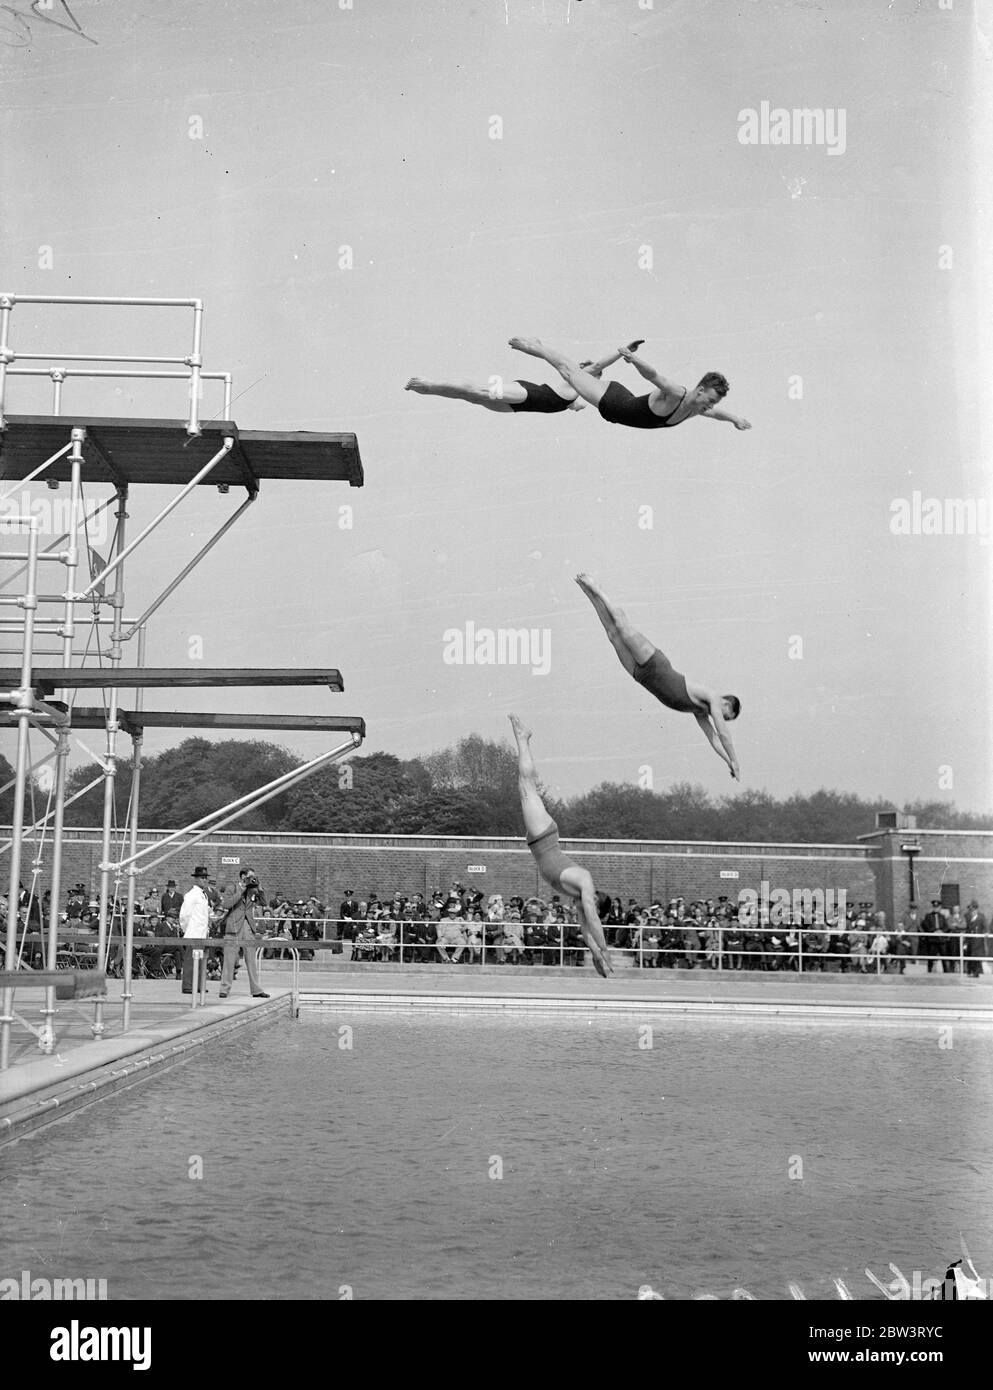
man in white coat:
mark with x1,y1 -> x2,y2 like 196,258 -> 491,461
179,865 -> 212,995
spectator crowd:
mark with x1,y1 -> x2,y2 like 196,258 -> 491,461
3,877 -> 991,978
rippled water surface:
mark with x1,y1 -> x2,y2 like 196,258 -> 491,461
2,1012 -> 991,1300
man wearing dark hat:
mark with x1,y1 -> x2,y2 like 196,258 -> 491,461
179,866 -> 212,994
218,868 -> 269,1000
964,900 -> 988,979
66,883 -> 86,921
919,900 -> 944,974
161,879 -> 183,923
338,888 -> 358,944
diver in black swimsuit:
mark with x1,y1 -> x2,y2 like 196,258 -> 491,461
508,337 -> 752,432
404,341 -> 644,415
575,573 -> 742,780
509,713 -> 613,977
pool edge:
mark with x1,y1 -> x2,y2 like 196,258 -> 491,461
0,993 -> 290,1145
297,989 -> 993,1023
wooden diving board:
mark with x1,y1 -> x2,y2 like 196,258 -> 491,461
0,969 -> 107,1000
0,667 -> 343,694
0,416 -> 363,490
53,709 -> 366,738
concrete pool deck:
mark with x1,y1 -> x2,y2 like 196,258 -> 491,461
0,987 -> 289,1141
2,965 -> 991,1141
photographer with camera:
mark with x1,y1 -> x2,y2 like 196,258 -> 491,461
217,867 -> 270,1000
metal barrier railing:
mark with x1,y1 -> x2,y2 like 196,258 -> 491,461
12,920 -> 987,976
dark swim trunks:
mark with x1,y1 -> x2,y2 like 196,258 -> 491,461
526,819 -> 574,893
508,380 -> 573,414
597,380 -> 687,429
633,648 -> 699,713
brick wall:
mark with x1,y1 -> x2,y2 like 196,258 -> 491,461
859,829 -> 993,924
8,826 -> 881,911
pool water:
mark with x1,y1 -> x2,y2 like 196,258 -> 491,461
1,1012 -> 991,1300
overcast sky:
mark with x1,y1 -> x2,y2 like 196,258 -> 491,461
2,0 -> 991,812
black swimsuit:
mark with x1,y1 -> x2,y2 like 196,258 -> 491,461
598,380 -> 689,430
526,820 -> 575,894
508,380 -> 573,414
632,649 -> 699,713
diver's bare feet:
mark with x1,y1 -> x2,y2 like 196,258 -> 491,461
591,942 -> 614,978
574,572 -> 600,598
508,336 -> 544,357
508,712 -> 532,744
405,377 -> 432,393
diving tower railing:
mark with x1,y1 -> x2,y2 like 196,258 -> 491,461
0,293 -> 211,436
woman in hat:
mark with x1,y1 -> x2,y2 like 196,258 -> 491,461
500,907 -> 525,965
508,714 -> 612,978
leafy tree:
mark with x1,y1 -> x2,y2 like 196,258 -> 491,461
283,751 -> 430,833
710,788 -> 782,842
776,789 -> 891,844
902,799 -> 991,831
562,782 -> 672,840
390,788 -> 495,836
28,730 -> 993,843
423,734 -> 518,792
421,734 -> 524,832
64,738 -> 300,831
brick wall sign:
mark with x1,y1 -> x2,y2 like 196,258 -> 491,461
466,865 -> 486,873
719,870 -> 740,879
221,856 -> 241,865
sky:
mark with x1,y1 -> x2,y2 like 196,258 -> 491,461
1,0 -> 991,812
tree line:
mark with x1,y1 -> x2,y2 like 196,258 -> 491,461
1,734 -> 988,844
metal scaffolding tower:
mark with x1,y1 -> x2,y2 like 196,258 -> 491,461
0,293 -> 365,1067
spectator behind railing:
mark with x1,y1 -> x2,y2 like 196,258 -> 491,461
964,900 -> 988,978
500,907 -> 525,964
436,901 -> 466,964
27,881 -> 993,979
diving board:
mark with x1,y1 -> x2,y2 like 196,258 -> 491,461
0,970 -> 107,1000
0,416 -> 364,489
61,709 -> 366,737
0,667 -> 343,695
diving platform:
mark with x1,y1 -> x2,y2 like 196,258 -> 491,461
0,416 -> 363,490
42,710 -> 366,737
0,667 -> 344,695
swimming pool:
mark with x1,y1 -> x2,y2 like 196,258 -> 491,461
2,1012 -> 990,1300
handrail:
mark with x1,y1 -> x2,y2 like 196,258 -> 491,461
0,292 -> 222,435
6,367 -> 234,421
